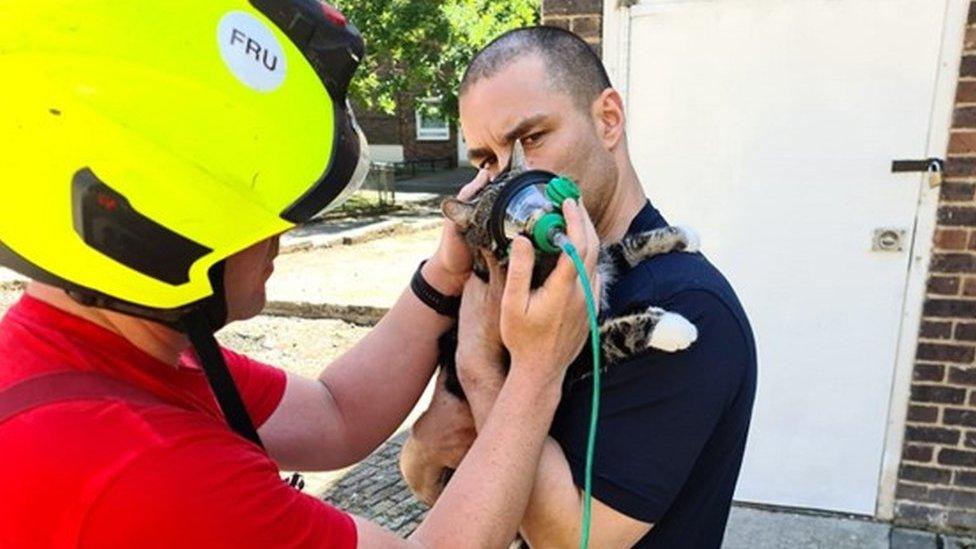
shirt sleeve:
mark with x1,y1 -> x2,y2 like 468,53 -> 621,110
221,347 -> 288,427
550,289 -> 751,522
80,424 -> 357,548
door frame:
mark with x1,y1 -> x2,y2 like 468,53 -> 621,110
601,0 -> 968,519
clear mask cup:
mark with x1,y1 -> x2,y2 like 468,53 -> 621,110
502,184 -> 554,241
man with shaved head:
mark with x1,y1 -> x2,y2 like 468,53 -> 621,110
402,27 -> 757,548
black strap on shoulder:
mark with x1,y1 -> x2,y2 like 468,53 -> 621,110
181,309 -> 264,449
0,370 -> 170,426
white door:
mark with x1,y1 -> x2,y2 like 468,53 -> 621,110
613,0 -> 954,514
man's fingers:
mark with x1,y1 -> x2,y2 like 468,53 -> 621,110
501,236 -> 535,320
457,169 -> 490,201
550,199 -> 587,285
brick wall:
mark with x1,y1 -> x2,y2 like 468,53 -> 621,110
541,0 -> 603,56
894,2 -> 976,532
352,100 -> 457,165
396,101 -> 457,165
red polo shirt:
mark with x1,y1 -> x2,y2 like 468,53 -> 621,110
0,295 -> 357,548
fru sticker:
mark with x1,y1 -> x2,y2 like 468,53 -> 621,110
217,11 -> 287,92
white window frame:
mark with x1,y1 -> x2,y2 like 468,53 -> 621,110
415,98 -> 450,141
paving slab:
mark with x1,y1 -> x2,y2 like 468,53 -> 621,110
890,527 -> 938,548
723,506 -> 890,549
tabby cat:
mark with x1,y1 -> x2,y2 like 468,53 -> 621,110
437,141 -> 700,398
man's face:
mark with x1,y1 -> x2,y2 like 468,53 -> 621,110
460,55 -> 617,218
222,235 -> 279,322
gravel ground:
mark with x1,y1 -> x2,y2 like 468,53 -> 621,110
217,315 -> 371,380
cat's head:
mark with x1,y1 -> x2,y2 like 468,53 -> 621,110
441,141 -> 558,284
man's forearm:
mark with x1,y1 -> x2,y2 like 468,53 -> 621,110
463,367 -> 644,548
411,365 -> 562,548
465,379 -> 581,546
318,260 -> 461,459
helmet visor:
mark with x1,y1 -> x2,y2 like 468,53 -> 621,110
315,103 -> 370,216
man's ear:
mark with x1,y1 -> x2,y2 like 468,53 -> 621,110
441,198 -> 476,230
592,88 -> 626,150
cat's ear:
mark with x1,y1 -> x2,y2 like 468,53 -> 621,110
441,198 -> 476,230
509,139 -> 527,172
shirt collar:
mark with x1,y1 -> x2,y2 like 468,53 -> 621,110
625,200 -> 669,236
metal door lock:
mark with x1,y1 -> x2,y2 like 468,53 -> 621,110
872,228 -> 906,252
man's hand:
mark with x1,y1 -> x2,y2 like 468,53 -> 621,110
400,370 -> 476,507
423,170 -> 490,295
501,199 -> 600,384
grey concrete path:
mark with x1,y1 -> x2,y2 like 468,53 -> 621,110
321,433 -> 976,547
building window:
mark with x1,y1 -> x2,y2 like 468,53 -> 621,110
415,98 -> 450,141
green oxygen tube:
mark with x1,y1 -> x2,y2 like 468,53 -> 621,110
533,176 -> 602,549
553,234 -> 601,549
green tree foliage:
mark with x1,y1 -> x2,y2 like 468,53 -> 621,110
335,0 -> 539,119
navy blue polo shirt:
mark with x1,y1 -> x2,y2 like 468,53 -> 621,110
550,200 -> 757,548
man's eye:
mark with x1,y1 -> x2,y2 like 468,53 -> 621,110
523,133 -> 544,146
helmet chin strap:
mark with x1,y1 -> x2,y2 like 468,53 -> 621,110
179,260 -> 264,449
181,308 -> 264,449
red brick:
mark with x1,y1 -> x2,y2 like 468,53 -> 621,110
959,81 -> 976,103
931,254 -> 976,274
904,443 -> 936,462
965,278 -> 976,296
923,320 -> 955,339
895,502 -> 944,525
962,55 -> 976,78
906,424 -> 962,444
970,3 -> 976,25
939,206 -> 976,227
957,323 -> 976,341
935,229 -> 970,250
912,487 -> 960,506
911,384 -> 967,405
939,448 -> 976,467
929,276 -> 961,296
924,298 -> 976,318
955,470 -> 976,488
945,158 -> 976,178
956,107 -> 976,129
921,320 -> 954,339
948,509 -> 976,530
545,16 -> 571,30
542,0 -> 602,16
914,363 -> 946,382
900,463 -> 953,484
951,132 -> 976,155
945,408 -> 976,427
943,182 -> 976,202
949,366 -> 976,385
967,27 -> 976,51
908,404 -> 941,422
571,15 -> 601,38
916,342 -> 975,364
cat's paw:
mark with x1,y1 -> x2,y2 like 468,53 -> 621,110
648,312 -> 699,352
674,225 -> 700,253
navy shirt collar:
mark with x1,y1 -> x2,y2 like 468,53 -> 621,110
625,200 -> 669,236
